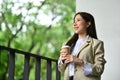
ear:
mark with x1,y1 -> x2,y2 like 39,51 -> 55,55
86,22 -> 91,28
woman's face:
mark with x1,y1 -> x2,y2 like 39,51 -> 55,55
73,14 -> 90,34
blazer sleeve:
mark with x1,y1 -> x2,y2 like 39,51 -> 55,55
58,57 -> 67,73
87,41 -> 106,76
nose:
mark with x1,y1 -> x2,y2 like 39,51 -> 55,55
74,22 -> 77,26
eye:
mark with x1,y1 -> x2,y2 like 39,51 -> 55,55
77,19 -> 81,21
74,18 -> 81,23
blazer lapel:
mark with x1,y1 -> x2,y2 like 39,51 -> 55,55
76,36 -> 91,57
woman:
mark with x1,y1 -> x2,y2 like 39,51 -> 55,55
58,12 -> 106,80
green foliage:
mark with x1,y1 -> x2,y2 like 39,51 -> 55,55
0,50 -> 9,80
0,0 -> 75,79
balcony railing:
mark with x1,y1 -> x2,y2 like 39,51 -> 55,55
0,45 -> 61,80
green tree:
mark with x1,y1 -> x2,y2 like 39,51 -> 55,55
0,0 -> 75,79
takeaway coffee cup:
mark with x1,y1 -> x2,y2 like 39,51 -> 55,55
60,45 -> 70,62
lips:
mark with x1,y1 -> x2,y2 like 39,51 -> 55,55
74,27 -> 79,30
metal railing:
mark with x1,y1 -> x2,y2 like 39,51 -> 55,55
0,45 -> 61,80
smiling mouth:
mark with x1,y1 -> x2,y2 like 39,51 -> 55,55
74,27 -> 79,30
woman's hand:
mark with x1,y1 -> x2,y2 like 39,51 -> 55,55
64,55 -> 74,63
64,55 -> 84,66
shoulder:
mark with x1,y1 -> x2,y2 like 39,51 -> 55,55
92,38 -> 103,44
89,36 -> 104,47
89,36 -> 104,54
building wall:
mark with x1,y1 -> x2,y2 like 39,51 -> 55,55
76,0 -> 120,80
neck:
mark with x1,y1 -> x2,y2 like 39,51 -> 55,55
78,32 -> 87,39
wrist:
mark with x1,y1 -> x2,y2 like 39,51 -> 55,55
74,58 -> 84,66
79,59 -> 84,66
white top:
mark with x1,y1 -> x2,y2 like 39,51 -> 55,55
69,36 -> 87,76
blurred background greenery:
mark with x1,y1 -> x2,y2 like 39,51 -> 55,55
0,0 -> 75,79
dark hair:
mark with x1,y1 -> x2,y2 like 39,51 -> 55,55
66,12 -> 98,47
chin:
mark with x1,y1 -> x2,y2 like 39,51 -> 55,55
74,31 -> 79,34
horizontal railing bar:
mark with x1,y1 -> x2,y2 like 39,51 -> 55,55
0,45 -> 57,62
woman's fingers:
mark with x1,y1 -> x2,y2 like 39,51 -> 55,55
63,54 -> 84,66
61,57 -> 66,60
60,52 -> 67,57
64,55 -> 74,63
61,54 -> 67,60
64,58 -> 70,63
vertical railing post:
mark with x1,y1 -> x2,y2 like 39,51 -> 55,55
23,54 -> 30,80
8,50 -> 15,80
35,57 -> 41,80
47,60 -> 52,80
56,62 -> 61,80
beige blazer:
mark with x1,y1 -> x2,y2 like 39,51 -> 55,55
58,36 -> 106,80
